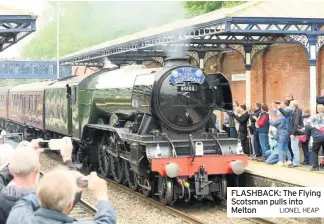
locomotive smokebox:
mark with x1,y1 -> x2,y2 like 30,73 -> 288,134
164,57 -> 190,68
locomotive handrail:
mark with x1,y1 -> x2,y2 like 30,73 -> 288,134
189,134 -> 195,163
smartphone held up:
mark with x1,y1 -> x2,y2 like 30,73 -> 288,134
38,138 -> 71,151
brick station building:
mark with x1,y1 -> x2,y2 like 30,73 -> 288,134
64,1 -> 324,123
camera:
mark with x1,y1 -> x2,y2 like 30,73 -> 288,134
38,140 -> 50,149
275,101 -> 281,105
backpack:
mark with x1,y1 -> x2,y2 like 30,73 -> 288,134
314,114 -> 324,134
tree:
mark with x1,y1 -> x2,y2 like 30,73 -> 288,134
22,1 -> 186,59
21,1 -> 245,59
184,1 -> 245,17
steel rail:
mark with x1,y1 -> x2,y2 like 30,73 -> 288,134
98,174 -> 205,224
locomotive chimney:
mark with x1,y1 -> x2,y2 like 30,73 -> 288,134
164,57 -> 190,68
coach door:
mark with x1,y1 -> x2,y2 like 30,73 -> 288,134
71,85 -> 79,138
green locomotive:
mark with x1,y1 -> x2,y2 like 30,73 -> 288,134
0,58 -> 248,205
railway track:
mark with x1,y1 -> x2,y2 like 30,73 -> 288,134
98,174 -> 205,224
70,200 -> 97,221
39,153 -> 278,224
101,175 -> 278,224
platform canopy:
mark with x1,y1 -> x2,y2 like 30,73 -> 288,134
0,4 -> 37,52
60,1 -> 324,67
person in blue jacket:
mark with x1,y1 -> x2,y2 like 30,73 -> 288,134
270,111 -> 292,166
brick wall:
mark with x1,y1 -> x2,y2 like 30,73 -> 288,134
204,44 -> 323,125
262,44 -> 310,111
145,61 -> 163,68
250,50 -> 264,105
218,51 -> 246,105
72,66 -> 99,76
204,44 -> 318,114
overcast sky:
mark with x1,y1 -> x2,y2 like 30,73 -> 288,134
0,0 -> 47,58
0,0 -> 45,14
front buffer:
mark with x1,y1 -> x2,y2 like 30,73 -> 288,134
151,154 -> 248,204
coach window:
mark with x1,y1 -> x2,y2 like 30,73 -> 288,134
31,95 -> 34,111
35,95 -> 38,112
74,86 -> 77,103
28,95 -> 30,111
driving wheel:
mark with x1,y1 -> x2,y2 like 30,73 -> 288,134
98,133 -> 110,177
124,160 -> 138,190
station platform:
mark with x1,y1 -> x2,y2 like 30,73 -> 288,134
244,159 -> 324,187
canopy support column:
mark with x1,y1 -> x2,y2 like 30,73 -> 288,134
308,35 -> 318,115
244,45 -> 252,108
197,52 -> 205,70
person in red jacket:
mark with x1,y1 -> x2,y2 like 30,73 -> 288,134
253,104 -> 270,158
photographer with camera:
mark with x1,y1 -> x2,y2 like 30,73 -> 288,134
7,168 -> 116,224
278,100 -> 303,168
249,102 -> 262,158
0,137 -> 78,223
253,104 -> 270,159
272,100 -> 294,161
233,105 -> 250,154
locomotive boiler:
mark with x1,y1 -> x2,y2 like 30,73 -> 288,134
0,57 -> 248,205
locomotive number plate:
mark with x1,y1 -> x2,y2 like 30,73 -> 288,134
178,85 -> 198,92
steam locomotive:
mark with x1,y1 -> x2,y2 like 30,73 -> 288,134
0,57 -> 248,205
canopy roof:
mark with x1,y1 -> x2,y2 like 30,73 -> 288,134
60,1 -> 324,66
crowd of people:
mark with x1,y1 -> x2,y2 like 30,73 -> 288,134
221,91 -> 324,172
0,132 -> 116,224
